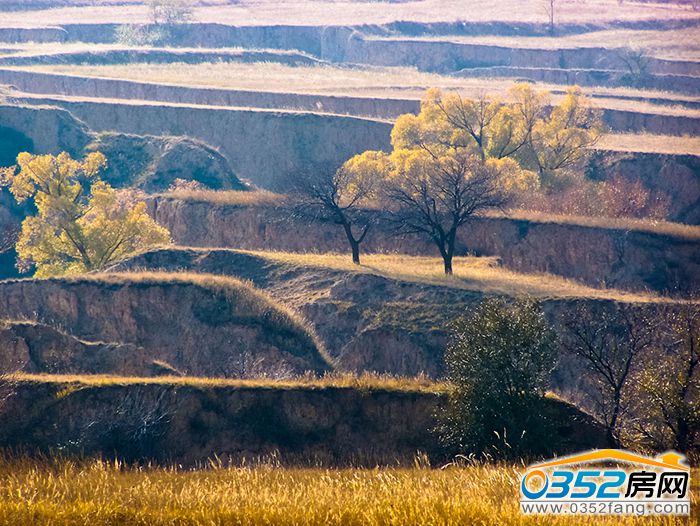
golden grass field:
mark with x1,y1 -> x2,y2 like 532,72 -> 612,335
0,456 -> 696,526
8,370 -> 444,393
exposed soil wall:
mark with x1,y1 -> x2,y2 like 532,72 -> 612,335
457,66 -> 700,96
0,274 -> 329,378
4,69 -> 698,134
0,321 -> 170,376
111,248 -> 694,380
0,103 -> 91,156
12,96 -> 392,189
0,379 -> 604,465
587,151 -> 700,224
0,68 -> 418,119
147,199 -> 700,294
86,132 -> 247,191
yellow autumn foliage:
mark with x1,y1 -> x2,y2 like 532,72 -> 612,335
1,151 -> 171,277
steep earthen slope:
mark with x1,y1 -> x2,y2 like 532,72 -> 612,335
0,320 -> 175,376
11,96 -> 393,189
0,272 -> 330,377
111,248 -> 694,378
0,376 -> 605,465
87,132 -> 247,191
0,103 -> 91,156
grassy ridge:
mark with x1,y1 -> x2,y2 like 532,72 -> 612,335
240,250 -> 680,303
9,371 -> 444,393
0,456 -> 695,525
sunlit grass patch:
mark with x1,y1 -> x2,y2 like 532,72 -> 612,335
242,250 -> 676,303
0,455 -> 695,526
9,371 -> 445,394
158,188 -> 285,206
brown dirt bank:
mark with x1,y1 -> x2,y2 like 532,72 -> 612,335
0,320 -> 176,376
8,96 -> 393,189
0,102 -> 91,156
0,68 -> 418,119
587,150 -> 700,225
146,198 -> 700,295
0,272 -> 330,378
110,248 -> 694,379
457,65 -> 700,96
0,49 -> 323,67
4,69 -> 698,135
0,375 -> 605,465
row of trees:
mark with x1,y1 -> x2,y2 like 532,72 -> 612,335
0,152 -> 169,277
293,84 -> 603,274
440,299 -> 699,460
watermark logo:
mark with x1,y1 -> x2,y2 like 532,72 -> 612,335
520,449 -> 690,516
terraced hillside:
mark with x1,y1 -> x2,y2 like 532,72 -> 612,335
0,0 -> 698,190
110,247 -> 695,378
0,0 -> 698,477
0,272 -> 330,377
145,193 -> 700,293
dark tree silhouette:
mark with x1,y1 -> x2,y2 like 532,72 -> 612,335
290,167 -> 376,265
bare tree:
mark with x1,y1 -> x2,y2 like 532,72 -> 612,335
543,0 -> 556,35
383,153 -> 508,275
0,224 -> 18,254
148,0 -> 193,25
635,307 -> 699,458
618,48 -> 651,86
79,386 -> 174,461
562,304 -> 657,447
290,167 -> 376,265
0,373 -> 16,415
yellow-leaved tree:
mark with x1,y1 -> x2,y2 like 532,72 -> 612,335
342,84 -> 602,274
1,151 -> 171,277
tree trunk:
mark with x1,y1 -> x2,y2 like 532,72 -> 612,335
351,240 -> 360,265
443,253 -> 453,275
607,390 -> 622,448
343,222 -> 361,265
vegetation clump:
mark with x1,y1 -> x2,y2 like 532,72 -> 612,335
0,152 -> 171,277
439,298 -> 559,459
338,84 -> 603,273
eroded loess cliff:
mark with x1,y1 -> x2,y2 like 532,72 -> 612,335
86,132 -> 247,192
0,377 -> 605,465
0,272 -> 330,378
111,248 -> 693,379
0,320 -> 177,376
10,97 -> 394,189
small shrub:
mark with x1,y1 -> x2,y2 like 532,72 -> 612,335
521,176 -> 670,220
115,24 -> 170,46
148,0 -> 193,25
438,298 -> 558,459
167,178 -> 207,192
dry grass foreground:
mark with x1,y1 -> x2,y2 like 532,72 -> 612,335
0,455 -> 696,525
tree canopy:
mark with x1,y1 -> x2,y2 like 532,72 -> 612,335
439,298 -> 558,458
1,152 -> 171,277
340,84 -> 602,274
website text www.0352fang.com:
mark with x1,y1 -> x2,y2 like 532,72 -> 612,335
519,449 -> 691,516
